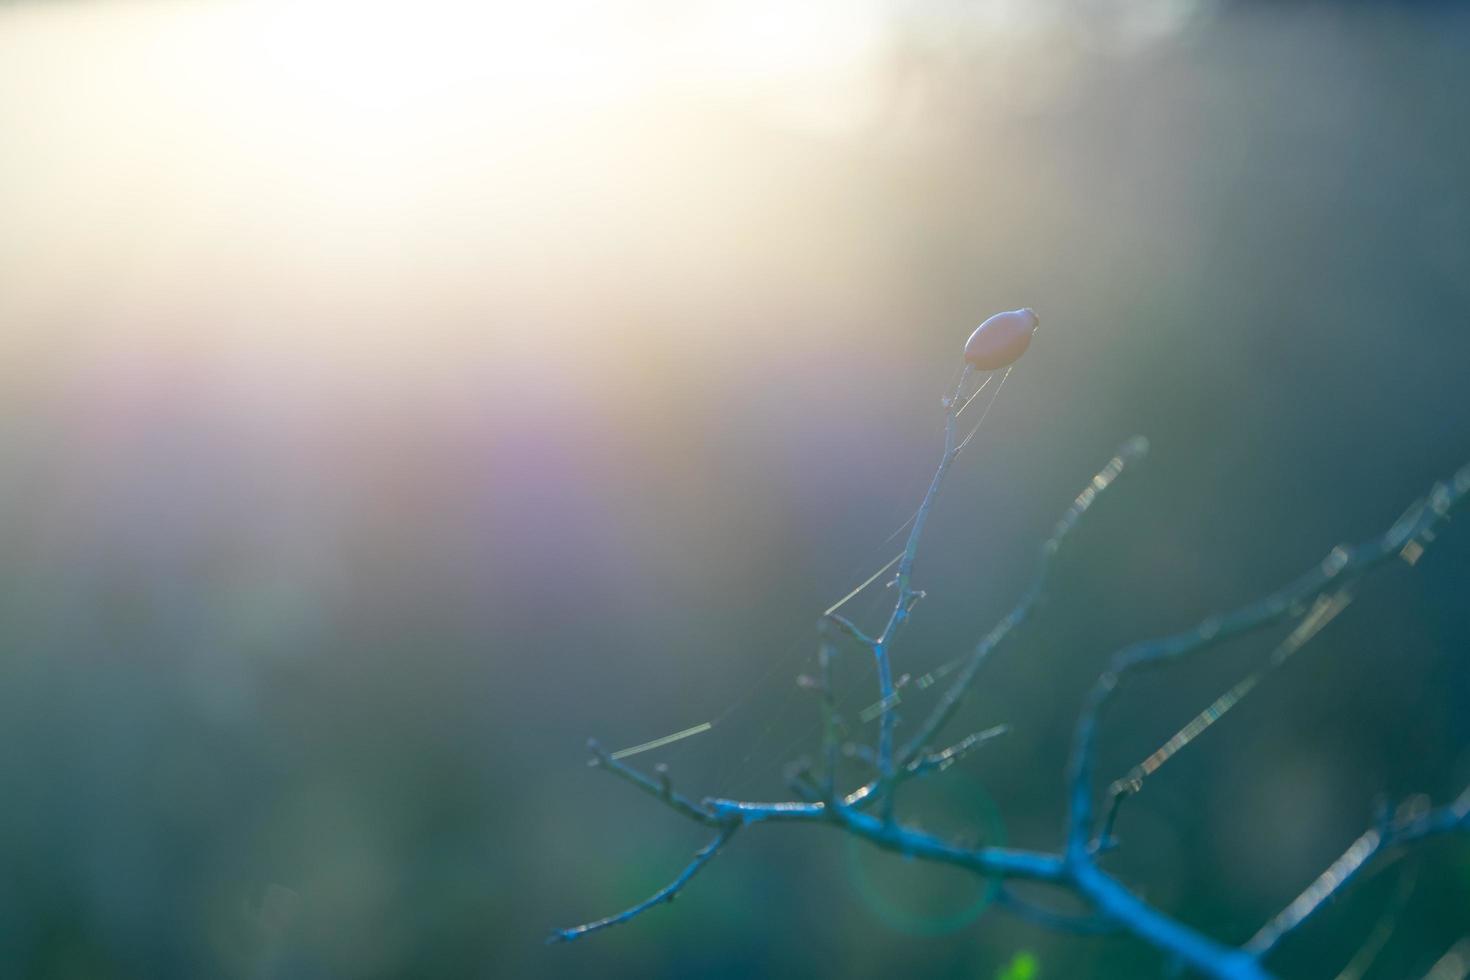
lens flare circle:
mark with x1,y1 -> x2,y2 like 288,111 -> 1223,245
843,773 -> 1007,935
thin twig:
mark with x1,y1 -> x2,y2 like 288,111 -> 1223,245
548,825 -> 738,943
1246,788 -> 1470,957
897,436 -> 1150,770
906,724 -> 1011,777
1098,589 -> 1354,846
869,367 -> 972,821
817,626 -> 842,801
1065,462 -> 1470,861
585,740 -> 721,827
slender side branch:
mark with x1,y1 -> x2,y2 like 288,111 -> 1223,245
897,436 -> 1150,769
585,739 -> 721,827
883,367 -> 974,646
816,627 -> 843,801
825,613 -> 878,651
783,758 -> 823,802
548,825 -> 739,944
1065,462 -> 1470,859
906,724 -> 1011,777
1246,786 -> 1470,957
869,368 -> 972,816
1097,589 -> 1354,850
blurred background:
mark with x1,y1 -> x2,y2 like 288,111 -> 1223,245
2,0 -> 1469,977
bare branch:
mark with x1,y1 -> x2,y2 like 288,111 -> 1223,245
554,346 -> 1470,980
707,795 -> 1075,885
866,368 -> 973,819
824,613 -> 878,651
1331,852 -> 1421,980
1069,858 -> 1270,979
585,739 -> 722,827
897,436 -> 1150,769
782,757 -> 822,802
548,825 -> 738,944
1246,788 -> 1470,957
816,627 -> 842,801
1097,589 -> 1354,848
906,723 -> 1010,777
1065,462 -> 1470,859
1421,936 -> 1470,980
704,783 -> 1266,980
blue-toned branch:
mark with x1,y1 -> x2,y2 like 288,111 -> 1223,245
895,436 -> 1150,772
553,362 -> 1470,978
547,825 -> 738,944
1064,462 -> 1470,862
584,739 -> 720,827
1245,787 -> 1470,957
869,367 -> 972,821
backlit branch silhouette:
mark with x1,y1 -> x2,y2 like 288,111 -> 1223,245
549,326 -> 1470,980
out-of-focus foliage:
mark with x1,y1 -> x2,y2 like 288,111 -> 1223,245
0,1 -> 1468,978
997,950 -> 1040,980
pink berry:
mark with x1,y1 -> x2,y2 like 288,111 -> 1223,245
963,308 -> 1038,371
